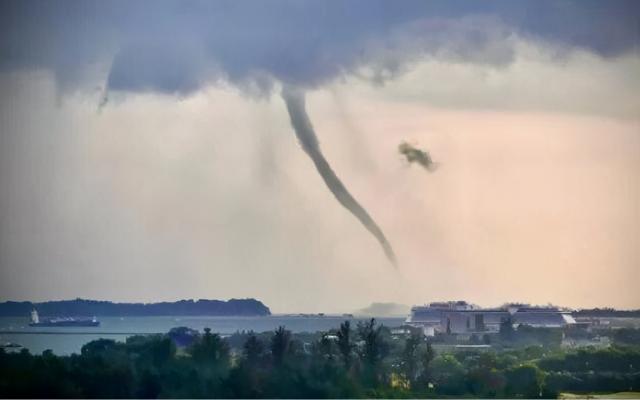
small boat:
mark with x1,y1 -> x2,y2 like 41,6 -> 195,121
1,342 -> 22,348
28,309 -> 100,327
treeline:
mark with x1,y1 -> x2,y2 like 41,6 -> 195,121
0,298 -> 271,317
572,308 -> 640,318
1,320 -> 640,398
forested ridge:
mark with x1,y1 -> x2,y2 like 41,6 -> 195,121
0,298 -> 271,317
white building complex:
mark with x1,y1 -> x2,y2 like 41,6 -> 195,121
406,301 -> 576,337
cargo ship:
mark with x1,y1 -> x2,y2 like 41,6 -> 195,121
29,309 -> 100,327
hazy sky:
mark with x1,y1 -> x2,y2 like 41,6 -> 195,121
1,1 -> 639,312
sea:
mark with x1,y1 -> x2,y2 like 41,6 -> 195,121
0,315 -> 405,355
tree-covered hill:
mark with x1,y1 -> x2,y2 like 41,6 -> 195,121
0,298 -> 271,317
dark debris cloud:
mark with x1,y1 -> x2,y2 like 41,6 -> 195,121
399,142 -> 437,172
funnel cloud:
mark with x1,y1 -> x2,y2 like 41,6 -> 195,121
282,87 -> 397,267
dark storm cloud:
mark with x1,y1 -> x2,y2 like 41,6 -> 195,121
1,0 -> 638,94
1,0 -> 638,268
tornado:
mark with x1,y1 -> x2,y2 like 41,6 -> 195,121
282,87 -> 397,267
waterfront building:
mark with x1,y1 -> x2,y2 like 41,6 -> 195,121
406,301 -> 575,336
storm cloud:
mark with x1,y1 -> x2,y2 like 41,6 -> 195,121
0,1 -> 638,305
1,0 -> 638,95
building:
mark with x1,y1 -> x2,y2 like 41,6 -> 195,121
406,301 -> 575,336
512,307 -> 576,328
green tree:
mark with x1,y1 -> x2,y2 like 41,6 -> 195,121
500,316 -> 515,342
419,341 -> 436,387
505,364 -> 544,398
190,327 -> 230,368
357,318 -> 389,387
431,354 -> 466,395
483,334 -> 492,345
189,326 -> 231,397
467,367 -> 506,397
270,326 -> 292,367
400,331 -> 422,385
314,334 -> 336,361
127,335 -> 175,367
243,333 -> 266,366
225,334 -> 268,398
613,328 -> 640,345
337,320 -> 354,370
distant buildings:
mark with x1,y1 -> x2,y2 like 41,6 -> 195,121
406,301 -> 576,337
511,307 -> 576,328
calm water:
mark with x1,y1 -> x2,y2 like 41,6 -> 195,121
0,315 -> 405,355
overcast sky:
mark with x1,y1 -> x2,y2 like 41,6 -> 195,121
1,1 -> 639,312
